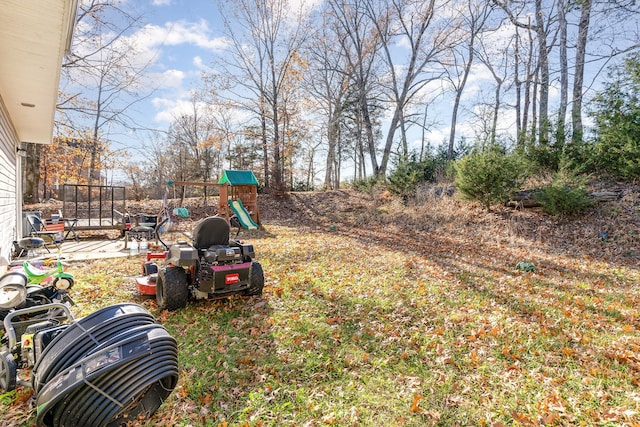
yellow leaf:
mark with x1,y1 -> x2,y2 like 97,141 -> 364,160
622,324 -> 635,333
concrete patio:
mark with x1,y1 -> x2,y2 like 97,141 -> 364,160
57,238 -> 132,261
16,237 -> 132,263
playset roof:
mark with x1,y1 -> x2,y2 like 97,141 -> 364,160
218,170 -> 259,186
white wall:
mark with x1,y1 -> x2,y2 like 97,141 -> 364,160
0,94 -> 19,263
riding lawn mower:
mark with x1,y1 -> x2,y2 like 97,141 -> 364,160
136,216 -> 265,311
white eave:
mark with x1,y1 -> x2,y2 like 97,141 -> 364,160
0,0 -> 78,144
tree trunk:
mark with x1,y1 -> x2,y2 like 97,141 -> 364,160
532,65 -> 538,139
491,79 -> 502,146
381,107 -> 403,169
448,52 -> 473,159
557,0 -> 568,146
324,103 -> 340,190
534,0 -> 549,145
360,94 -> 379,176
571,0 -> 592,146
522,25 -> 534,141
24,143 -> 41,203
507,190 -> 620,208
515,27 -> 523,145
448,0 -> 489,158
261,100 -> 270,191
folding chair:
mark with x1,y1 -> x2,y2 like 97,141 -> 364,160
25,214 -> 63,253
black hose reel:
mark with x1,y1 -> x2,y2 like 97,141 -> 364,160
30,303 -> 179,427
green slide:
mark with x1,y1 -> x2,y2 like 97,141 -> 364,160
229,199 -> 258,230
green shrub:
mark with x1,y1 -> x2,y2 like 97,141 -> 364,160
535,171 -> 593,216
524,141 -> 562,175
350,175 -> 381,194
589,53 -> 640,180
387,157 -> 421,201
387,152 -> 448,200
453,146 -> 529,210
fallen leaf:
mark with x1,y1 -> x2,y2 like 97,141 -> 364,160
410,393 -> 424,413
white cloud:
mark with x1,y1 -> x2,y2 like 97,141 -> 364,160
425,127 -> 450,146
193,56 -> 210,70
286,0 -> 323,15
137,20 -> 231,52
151,0 -> 172,5
279,0 -> 324,28
152,96 -> 252,126
152,98 -> 193,123
154,69 -> 186,89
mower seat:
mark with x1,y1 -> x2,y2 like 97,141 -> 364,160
193,216 -> 230,250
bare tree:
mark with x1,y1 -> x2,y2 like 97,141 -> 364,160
493,0 -> 555,146
446,0 -> 492,158
56,0 -> 153,183
366,0 -> 454,173
475,23 -> 513,146
215,0 -> 308,192
304,7 -> 352,189
25,0 -> 149,201
164,95 -> 221,203
210,102 -> 239,172
328,0 -> 383,177
571,0 -> 640,145
556,0 -> 568,145
570,0 -> 592,146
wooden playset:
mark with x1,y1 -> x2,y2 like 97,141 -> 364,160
217,170 -> 260,228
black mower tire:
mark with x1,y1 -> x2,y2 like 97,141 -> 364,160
156,266 -> 189,311
0,350 -> 17,392
245,261 -> 264,296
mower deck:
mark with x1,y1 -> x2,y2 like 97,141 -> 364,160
136,251 -> 167,296
135,275 -> 158,295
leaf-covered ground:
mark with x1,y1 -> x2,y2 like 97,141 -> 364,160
4,187 -> 640,426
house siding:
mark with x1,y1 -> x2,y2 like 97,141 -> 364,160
0,94 -> 18,262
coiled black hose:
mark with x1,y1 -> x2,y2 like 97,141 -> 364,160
56,328 -> 176,424
32,304 -> 179,427
33,303 -> 156,392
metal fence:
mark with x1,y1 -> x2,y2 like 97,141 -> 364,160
62,184 -> 127,230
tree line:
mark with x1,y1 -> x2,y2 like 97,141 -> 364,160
24,0 -> 639,202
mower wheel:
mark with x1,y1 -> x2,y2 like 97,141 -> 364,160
0,350 -> 17,392
157,266 -> 189,310
245,261 -> 264,296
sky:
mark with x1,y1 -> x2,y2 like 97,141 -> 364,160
100,0 -> 330,163
127,0 -> 229,132
105,0 -> 485,163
